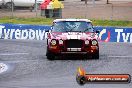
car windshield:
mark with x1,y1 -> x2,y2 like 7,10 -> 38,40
52,21 -> 94,32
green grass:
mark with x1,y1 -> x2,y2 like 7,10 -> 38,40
0,17 -> 132,27
92,19 -> 132,27
0,17 -> 54,25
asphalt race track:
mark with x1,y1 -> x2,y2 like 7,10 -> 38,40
0,39 -> 132,88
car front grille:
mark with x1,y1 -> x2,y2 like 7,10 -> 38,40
65,39 -> 83,48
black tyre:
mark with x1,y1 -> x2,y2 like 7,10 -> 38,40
92,51 -> 99,59
0,4 -> 5,9
5,2 -> 14,10
76,75 -> 86,85
46,49 -> 55,60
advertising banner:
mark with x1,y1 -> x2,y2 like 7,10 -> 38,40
0,24 -> 50,40
94,26 -> 132,43
0,24 -> 132,42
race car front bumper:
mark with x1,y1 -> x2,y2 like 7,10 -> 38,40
61,52 -> 87,54
48,46 -> 99,55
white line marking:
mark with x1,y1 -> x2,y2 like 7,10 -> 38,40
0,53 -> 29,56
108,56 -> 132,58
0,63 -> 8,74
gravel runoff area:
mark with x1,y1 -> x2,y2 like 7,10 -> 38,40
0,0 -> 132,21
0,40 -> 132,88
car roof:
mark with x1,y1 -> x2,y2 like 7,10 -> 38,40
53,19 -> 92,23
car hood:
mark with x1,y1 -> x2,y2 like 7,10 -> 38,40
50,32 -> 98,40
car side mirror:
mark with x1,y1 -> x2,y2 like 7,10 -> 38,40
96,30 -> 100,33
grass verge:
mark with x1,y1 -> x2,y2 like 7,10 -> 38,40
0,17 -> 54,25
0,17 -> 132,27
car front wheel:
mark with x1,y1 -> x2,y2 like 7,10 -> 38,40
92,51 -> 99,59
46,48 -> 55,60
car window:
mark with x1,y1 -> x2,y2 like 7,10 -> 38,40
52,21 -> 94,32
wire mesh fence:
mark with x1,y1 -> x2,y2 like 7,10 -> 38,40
0,0 -> 132,21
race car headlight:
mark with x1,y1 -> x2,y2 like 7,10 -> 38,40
92,40 -> 98,45
85,40 -> 89,45
59,39 -> 63,45
51,40 -> 57,45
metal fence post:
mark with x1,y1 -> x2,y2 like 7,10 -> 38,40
107,0 -> 109,4
92,0 -> 95,6
111,3 -> 113,20
35,0 -> 38,17
11,0 -> 14,18
2,0 -> 5,8
85,0 -> 88,18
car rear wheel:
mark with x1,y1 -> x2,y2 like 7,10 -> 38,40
5,2 -> 14,10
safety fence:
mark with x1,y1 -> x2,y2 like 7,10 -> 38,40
0,23 -> 132,43
0,0 -> 132,20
